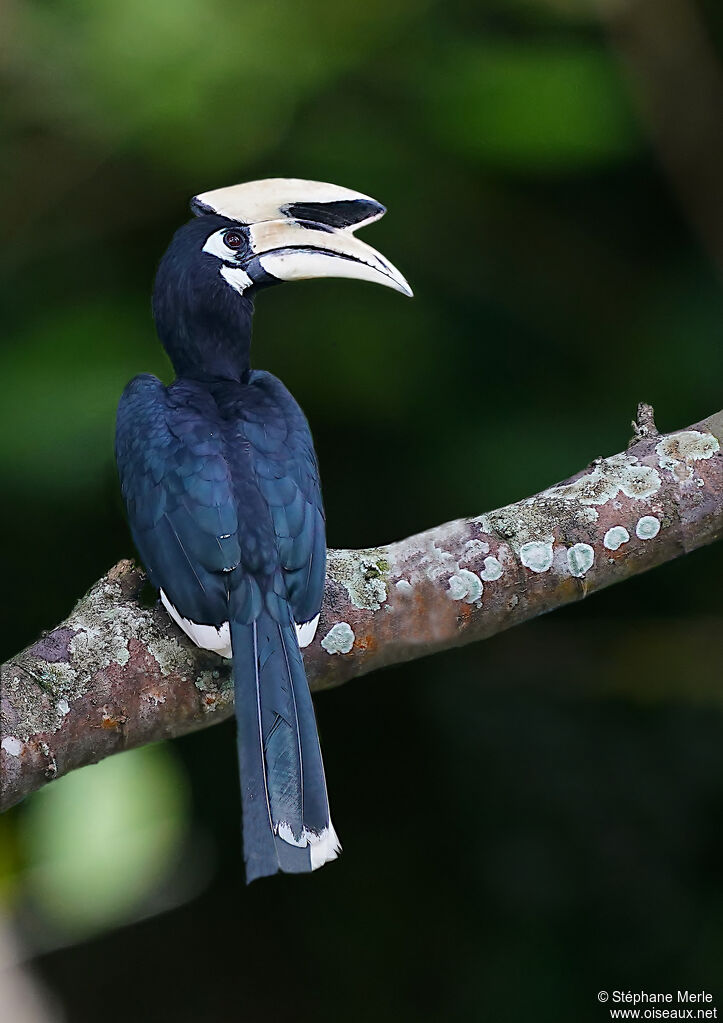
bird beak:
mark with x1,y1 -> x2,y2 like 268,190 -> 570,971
191,178 -> 413,298
245,218 -> 413,297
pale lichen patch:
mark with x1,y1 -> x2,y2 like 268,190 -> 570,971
396,534 -> 461,585
1,736 -> 23,757
193,669 -> 233,712
395,579 -> 413,595
548,454 -> 660,506
447,570 -> 483,604
39,741 -> 57,778
424,547 -> 460,582
327,549 -> 389,611
636,515 -> 661,540
656,430 -> 719,475
480,556 -> 503,582
321,622 -> 355,655
447,575 -> 467,600
194,672 -> 213,692
478,454 -> 659,565
145,634 -> 185,678
28,659 -> 79,702
10,572 -> 185,740
53,582 -> 140,694
479,494 -> 592,558
3,659 -> 78,742
479,503 -> 547,549
604,526 -> 630,551
7,568 -> 241,745
69,627 -> 129,680
567,543 -> 595,578
461,539 -> 489,562
520,541 -> 554,574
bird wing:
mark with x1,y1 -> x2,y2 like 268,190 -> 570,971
117,371 -> 325,631
115,373 -> 240,626
240,370 -> 327,628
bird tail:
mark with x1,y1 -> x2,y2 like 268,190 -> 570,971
231,610 -> 340,883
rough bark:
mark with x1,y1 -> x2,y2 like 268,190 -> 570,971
2,405 -> 723,812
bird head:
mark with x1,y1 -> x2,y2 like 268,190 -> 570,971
153,178 -> 411,379
189,177 -> 412,298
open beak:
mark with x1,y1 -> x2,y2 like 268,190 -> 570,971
245,218 -> 412,297
191,177 -> 412,298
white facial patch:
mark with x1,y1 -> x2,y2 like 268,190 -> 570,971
201,230 -> 253,294
220,265 -> 253,294
202,228 -> 240,262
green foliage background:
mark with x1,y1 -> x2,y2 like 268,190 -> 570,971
2,1 -> 723,1019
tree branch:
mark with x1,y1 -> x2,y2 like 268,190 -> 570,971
3,405 -> 723,812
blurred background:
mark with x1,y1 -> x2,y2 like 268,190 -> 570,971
2,0 -> 723,1019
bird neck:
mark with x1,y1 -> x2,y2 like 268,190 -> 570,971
153,270 -> 255,383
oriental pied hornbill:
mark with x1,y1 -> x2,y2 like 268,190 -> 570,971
115,179 -> 411,882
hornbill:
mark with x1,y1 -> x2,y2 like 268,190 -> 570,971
115,179 -> 411,882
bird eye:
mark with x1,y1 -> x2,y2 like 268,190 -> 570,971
223,230 -> 244,250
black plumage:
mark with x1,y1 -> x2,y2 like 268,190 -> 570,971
116,179 -> 410,881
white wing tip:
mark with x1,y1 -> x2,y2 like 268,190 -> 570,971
310,822 -> 342,870
295,613 -> 320,649
276,820 -> 342,871
160,593 -> 321,658
160,590 -> 233,659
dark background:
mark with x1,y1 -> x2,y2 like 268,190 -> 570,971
2,1 -> 723,1020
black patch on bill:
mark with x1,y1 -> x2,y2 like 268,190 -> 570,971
283,199 -> 384,229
